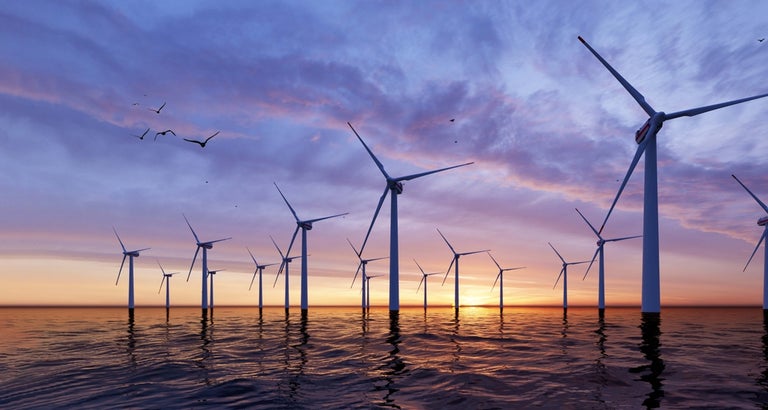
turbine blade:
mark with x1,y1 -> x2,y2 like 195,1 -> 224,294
360,185 -> 389,254
502,267 -> 526,272
158,276 -> 165,294
553,267 -> 565,289
274,182 -> 301,222
130,247 -> 151,253
273,266 -> 283,287
436,228 -> 456,254
347,238 -> 361,258
598,137 -> 650,234
459,249 -> 491,257
285,226 -> 300,258
606,234 -> 643,242
577,36 -> 655,117
575,208 -> 600,237
113,227 -> 127,253
548,242 -> 566,264
583,247 -> 600,280
442,257 -> 455,286
306,212 -> 349,224
183,214 -> 201,243
417,276 -> 425,293
491,271 -> 501,292
270,235 -> 285,259
351,262 -> 362,288
116,255 -> 126,285
744,230 -> 767,272
207,237 -> 232,245
249,271 -> 257,291
414,259 -> 426,275
487,252 -> 502,270
732,174 -> 768,214
187,246 -> 200,282
157,259 -> 167,275
247,247 -> 258,265
347,122 -> 391,180
665,92 -> 768,120
367,256 -> 388,262
396,162 -> 474,182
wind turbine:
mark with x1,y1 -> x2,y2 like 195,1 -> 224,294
271,235 -> 302,311
113,227 -> 149,310
366,274 -> 383,308
184,214 -> 231,312
575,208 -> 641,313
348,122 -> 474,312
247,247 -> 278,311
549,242 -> 589,310
732,174 -> 768,310
578,36 -> 768,313
438,228 -> 489,310
415,259 -> 441,310
348,238 -> 387,310
274,182 -> 348,312
487,252 -> 525,311
157,260 -> 178,309
207,269 -> 225,311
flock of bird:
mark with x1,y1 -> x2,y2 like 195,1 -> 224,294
129,100 -> 220,147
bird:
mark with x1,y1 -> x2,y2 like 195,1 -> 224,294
131,102 -> 139,106
154,129 -> 176,141
132,128 -> 150,140
759,38 -> 765,42
450,118 -> 455,122
183,131 -> 219,148
148,102 -> 166,114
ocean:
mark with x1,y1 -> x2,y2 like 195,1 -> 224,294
0,306 -> 766,409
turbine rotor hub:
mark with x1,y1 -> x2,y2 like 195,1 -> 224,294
389,181 -> 403,194
300,221 -> 313,230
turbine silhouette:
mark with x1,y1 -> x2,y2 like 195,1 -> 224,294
183,214 -> 231,311
438,228 -> 489,310
549,242 -> 589,310
732,174 -> 768,310
113,227 -> 149,310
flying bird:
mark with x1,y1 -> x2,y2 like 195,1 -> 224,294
759,38 -> 765,42
132,128 -> 150,140
450,118 -> 455,122
183,131 -> 220,148
154,129 -> 176,141
148,102 -> 166,114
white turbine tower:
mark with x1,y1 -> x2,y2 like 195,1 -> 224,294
575,208 -> 641,313
184,214 -> 231,312
732,174 -> 768,310
438,228 -> 489,310
113,227 -> 149,310
348,122 -> 473,312
247,247 -> 278,311
271,235 -> 301,311
487,252 -> 525,311
274,182 -> 347,312
415,259 -> 441,310
549,242 -> 589,310
157,260 -> 178,309
348,238 -> 387,310
579,36 -> 768,313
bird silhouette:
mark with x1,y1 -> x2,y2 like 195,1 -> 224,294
133,128 -> 150,140
759,38 -> 765,42
148,102 -> 166,114
183,131 -> 219,148
450,118 -> 455,122
154,129 -> 176,141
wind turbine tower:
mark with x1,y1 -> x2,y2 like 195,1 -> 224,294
247,247 -> 278,311
271,235 -> 301,311
349,238 -> 387,310
487,252 -> 525,311
578,36 -> 768,313
113,227 -> 149,311
438,228 -> 489,310
157,261 -> 178,309
549,242 -> 589,310
348,122 -> 473,312
415,259 -> 441,310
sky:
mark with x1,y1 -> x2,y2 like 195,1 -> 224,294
2,0 -> 768,308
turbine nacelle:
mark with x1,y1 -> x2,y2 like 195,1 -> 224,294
759,216 -> 768,226
300,221 -> 313,230
388,180 -> 404,194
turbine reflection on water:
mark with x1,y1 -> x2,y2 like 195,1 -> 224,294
630,313 -> 664,409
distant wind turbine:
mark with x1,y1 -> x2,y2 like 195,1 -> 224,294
438,228 -> 489,310
113,227 -> 149,311
348,122 -> 473,312
366,274 -> 383,308
549,242 -> 589,310
732,174 -> 768,310
247,247 -> 278,311
274,182 -> 347,312
183,214 -> 231,312
415,259 -> 441,310
575,208 -> 640,313
348,238 -> 387,310
579,36 -> 768,313
271,235 -> 301,311
487,252 -> 525,311
157,260 -> 178,309
207,269 -> 225,310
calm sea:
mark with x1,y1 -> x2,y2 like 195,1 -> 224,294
0,306 -> 766,409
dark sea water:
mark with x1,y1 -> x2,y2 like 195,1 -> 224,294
1,306 -> 767,409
